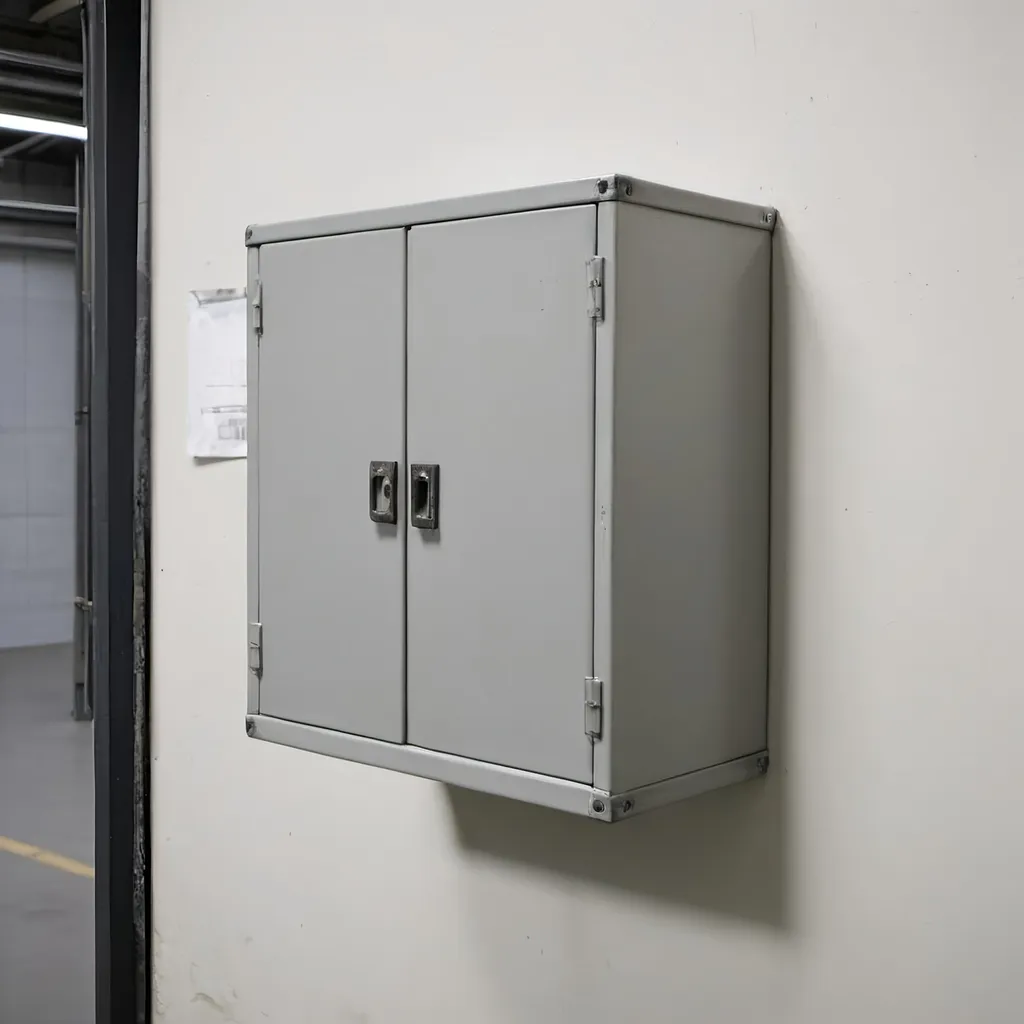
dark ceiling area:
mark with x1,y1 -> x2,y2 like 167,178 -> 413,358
0,0 -> 83,170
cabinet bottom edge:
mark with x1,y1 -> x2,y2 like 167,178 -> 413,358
246,713 -> 767,823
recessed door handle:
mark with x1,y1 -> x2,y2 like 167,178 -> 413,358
369,461 -> 398,524
410,464 -> 439,530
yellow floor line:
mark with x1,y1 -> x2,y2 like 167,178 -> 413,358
0,835 -> 94,879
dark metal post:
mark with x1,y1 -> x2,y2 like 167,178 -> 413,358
88,0 -> 148,1020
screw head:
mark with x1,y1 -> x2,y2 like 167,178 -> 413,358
245,718 -> 255,736
621,799 -> 634,814
245,226 -> 253,241
624,183 -> 633,196
756,754 -> 770,775
591,798 -> 606,814
596,179 -> 609,195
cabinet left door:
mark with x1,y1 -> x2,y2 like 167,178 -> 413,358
254,230 -> 406,741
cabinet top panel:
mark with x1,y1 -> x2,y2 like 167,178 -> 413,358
245,174 -> 777,247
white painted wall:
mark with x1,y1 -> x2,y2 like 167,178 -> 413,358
150,2 -> 1024,1021
0,246 -> 76,649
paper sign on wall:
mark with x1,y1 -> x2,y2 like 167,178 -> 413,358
187,288 -> 247,459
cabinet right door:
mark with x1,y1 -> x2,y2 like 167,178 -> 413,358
406,205 -> 596,783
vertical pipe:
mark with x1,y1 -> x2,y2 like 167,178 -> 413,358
73,143 -> 93,721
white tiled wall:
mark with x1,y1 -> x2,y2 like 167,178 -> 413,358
0,247 -> 76,648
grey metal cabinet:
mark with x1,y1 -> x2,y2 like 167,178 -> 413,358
246,175 -> 775,822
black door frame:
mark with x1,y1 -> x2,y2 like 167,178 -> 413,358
87,0 -> 149,1021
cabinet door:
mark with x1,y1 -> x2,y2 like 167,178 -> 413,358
407,206 -> 596,782
257,230 -> 405,741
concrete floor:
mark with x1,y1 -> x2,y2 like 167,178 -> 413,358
0,643 -> 94,1024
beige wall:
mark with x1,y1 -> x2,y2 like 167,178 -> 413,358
151,2 -> 1024,1021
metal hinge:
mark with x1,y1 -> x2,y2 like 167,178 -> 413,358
252,279 -> 263,336
248,621 -> 263,677
586,256 -> 605,321
584,676 -> 603,738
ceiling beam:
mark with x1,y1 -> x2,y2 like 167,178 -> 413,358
31,0 -> 82,23
0,198 -> 78,223
0,132 -> 45,163
0,47 -> 82,76
0,71 -> 81,98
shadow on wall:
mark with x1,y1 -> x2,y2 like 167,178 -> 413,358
446,223 -> 796,933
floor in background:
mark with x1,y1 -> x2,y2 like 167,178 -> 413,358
0,643 -> 94,1024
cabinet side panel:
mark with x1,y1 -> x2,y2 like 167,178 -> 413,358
610,203 -> 770,792
247,245 -> 260,714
